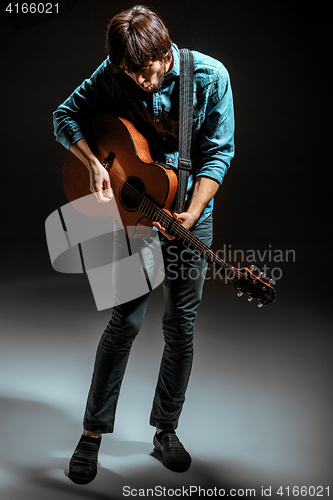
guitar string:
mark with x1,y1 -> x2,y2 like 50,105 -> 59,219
98,164 -> 272,300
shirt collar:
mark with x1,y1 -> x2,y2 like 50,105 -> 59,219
164,43 -> 180,81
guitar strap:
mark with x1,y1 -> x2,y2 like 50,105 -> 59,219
175,48 -> 194,214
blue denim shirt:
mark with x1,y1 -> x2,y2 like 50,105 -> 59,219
53,43 -> 235,223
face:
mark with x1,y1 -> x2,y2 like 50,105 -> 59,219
125,60 -> 168,92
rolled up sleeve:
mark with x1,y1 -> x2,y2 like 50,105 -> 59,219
53,60 -> 113,150
196,65 -> 235,184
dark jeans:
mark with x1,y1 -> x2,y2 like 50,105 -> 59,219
83,215 -> 213,433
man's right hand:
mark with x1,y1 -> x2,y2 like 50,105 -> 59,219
70,138 -> 114,203
88,159 -> 114,203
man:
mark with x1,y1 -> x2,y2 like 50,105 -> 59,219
53,5 -> 234,483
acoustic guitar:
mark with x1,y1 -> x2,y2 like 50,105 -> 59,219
63,114 -> 276,307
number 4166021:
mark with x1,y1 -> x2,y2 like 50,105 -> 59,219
276,486 -> 330,496
6,3 -> 59,14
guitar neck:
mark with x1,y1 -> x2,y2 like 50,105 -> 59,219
139,195 -> 233,275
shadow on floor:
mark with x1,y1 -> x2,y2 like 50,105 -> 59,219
0,396 -> 266,499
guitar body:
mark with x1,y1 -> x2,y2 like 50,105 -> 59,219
63,113 -> 178,237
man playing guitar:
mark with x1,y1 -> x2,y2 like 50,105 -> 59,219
53,4 -> 234,483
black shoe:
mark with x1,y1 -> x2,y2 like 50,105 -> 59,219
153,432 -> 191,472
68,435 -> 101,485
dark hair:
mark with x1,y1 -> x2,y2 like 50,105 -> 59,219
106,5 -> 172,73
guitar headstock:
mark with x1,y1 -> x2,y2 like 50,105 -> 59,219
230,265 -> 276,307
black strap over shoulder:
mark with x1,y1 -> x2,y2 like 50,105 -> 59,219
175,48 -> 194,214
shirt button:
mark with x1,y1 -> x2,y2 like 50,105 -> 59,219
167,159 -> 173,163
154,93 -> 159,97
155,118 -> 160,123
162,137 -> 167,141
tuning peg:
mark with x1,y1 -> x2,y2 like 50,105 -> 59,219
250,265 -> 257,272
269,278 -> 276,285
237,291 -> 243,297
258,303 -> 263,308
248,297 -> 253,302
259,271 -> 265,278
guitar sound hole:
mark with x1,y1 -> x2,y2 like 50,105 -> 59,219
119,176 -> 145,211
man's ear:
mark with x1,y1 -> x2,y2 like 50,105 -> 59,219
162,48 -> 172,63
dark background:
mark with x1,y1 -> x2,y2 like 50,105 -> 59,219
1,1 -> 331,499
1,0 -> 331,284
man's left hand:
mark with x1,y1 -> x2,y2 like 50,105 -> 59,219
153,211 -> 199,240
